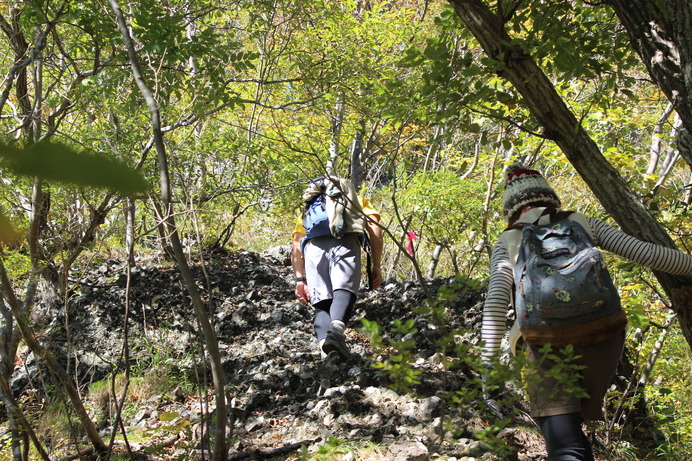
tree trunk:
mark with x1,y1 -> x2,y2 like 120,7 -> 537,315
108,2 -> 228,459
326,90 -> 345,175
604,0 -> 692,170
350,119 -> 365,189
647,102 -> 674,175
427,244 -> 444,279
0,372 -> 50,460
1,6 -> 107,455
424,124 -> 444,172
447,0 -> 692,349
0,262 -> 107,454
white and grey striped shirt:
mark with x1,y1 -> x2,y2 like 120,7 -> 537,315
481,212 -> 692,363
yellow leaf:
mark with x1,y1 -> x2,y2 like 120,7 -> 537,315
0,212 -> 21,244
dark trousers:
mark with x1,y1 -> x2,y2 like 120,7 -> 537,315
313,289 -> 357,341
537,413 -> 594,461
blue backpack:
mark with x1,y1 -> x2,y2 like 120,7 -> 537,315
303,191 -> 331,241
512,210 -> 627,347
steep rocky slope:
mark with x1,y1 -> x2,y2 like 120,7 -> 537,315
9,248 -> 555,460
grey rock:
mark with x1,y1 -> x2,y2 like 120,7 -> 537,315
386,440 -> 429,461
419,396 -> 443,421
262,245 -> 291,266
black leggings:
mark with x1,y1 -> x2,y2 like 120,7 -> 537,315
537,413 -> 594,461
313,289 -> 357,342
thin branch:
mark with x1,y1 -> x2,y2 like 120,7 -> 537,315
0,21 -> 52,118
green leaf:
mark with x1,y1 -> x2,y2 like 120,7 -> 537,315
0,142 -> 148,195
159,411 -> 180,422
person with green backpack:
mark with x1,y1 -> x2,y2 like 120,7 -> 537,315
291,175 -> 383,362
482,164 -> 692,461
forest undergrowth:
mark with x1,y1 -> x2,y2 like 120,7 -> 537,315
1,243 -> 689,460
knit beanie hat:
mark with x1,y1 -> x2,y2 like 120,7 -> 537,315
502,164 -> 561,221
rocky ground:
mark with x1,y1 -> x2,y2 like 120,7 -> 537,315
8,247 -> 566,460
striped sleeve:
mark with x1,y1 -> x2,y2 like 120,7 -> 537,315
481,239 -> 514,363
588,217 -> 692,275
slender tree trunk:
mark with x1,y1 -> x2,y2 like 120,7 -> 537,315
0,6 -> 107,455
0,293 -> 30,461
350,119 -> 365,189
459,140 -> 480,180
655,115 -> 684,189
0,262 -> 107,454
639,316 -> 676,388
107,198 -> 137,456
647,102 -> 675,175
448,0 -> 692,349
604,0 -> 692,170
108,2 -> 227,459
427,244 -> 444,279
326,91 -> 345,175
125,199 -> 136,267
0,372 -> 50,461
424,124 -> 444,172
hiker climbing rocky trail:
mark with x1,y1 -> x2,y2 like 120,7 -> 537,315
10,247 -> 559,459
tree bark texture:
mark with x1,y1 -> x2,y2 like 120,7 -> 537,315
447,0 -> 692,348
605,0 -> 692,169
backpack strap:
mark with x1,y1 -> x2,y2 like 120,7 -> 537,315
504,207 -> 571,231
501,207 -> 589,268
366,249 -> 373,290
549,209 -> 573,222
533,208 -> 598,245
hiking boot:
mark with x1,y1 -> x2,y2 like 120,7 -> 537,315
321,330 -> 350,361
